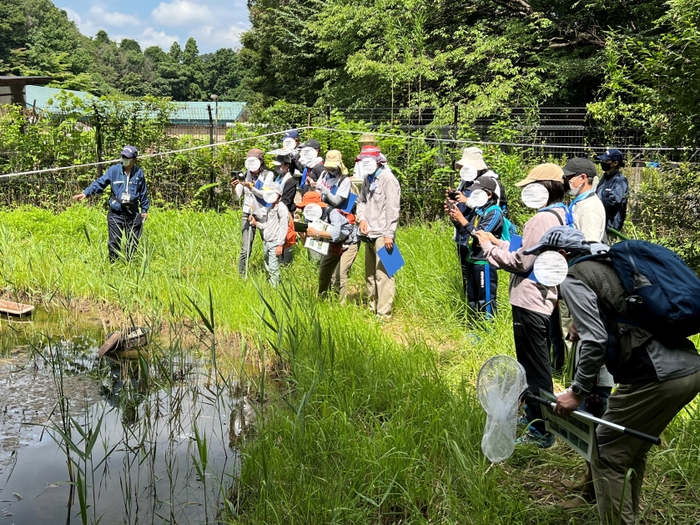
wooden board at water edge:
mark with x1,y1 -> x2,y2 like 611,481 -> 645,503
0,300 -> 35,317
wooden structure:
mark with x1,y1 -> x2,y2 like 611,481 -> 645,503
0,299 -> 35,317
0,76 -> 53,106
97,327 -> 149,358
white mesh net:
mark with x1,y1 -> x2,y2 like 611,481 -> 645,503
476,355 -> 527,463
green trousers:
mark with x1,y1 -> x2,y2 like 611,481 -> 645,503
593,370 -> 700,524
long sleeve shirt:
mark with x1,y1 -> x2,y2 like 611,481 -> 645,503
84,163 -> 150,215
317,171 -> 352,208
356,166 -> 401,239
481,207 -> 566,316
256,202 -> 289,246
595,170 -> 629,231
571,191 -> 606,242
275,172 -> 297,213
235,169 -> 275,215
327,209 -> 354,243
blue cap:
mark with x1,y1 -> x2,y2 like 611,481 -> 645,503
283,130 -> 299,139
121,145 -> 138,158
594,148 -> 623,163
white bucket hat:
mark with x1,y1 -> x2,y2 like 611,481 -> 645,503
456,147 -> 487,171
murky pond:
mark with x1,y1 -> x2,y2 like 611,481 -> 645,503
0,309 -> 252,524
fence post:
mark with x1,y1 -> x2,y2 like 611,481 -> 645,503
94,104 -> 103,178
207,104 -> 215,209
451,103 -> 459,188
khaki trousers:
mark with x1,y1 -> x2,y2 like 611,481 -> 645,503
318,243 -> 359,301
593,370 -> 700,525
364,238 -> 395,316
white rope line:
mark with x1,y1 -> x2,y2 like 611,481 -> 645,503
2,123 -> 697,180
311,126 -> 700,153
0,128 -> 310,180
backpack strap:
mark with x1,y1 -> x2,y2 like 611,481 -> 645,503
540,208 -> 564,225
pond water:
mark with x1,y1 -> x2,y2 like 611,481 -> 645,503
0,309 -> 252,524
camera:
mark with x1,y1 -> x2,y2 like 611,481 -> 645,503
447,190 -> 460,200
231,170 -> 246,181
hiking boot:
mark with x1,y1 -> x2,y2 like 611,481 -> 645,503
559,494 -> 593,510
515,427 -> 555,448
559,483 -> 595,510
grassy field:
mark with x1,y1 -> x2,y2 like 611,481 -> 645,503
1,205 -> 699,524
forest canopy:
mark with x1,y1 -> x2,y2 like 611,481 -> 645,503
1,0 -> 698,145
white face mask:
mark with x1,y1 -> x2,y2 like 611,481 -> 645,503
567,176 -> 583,197
459,165 -> 478,182
361,158 -> 378,175
245,157 -> 261,172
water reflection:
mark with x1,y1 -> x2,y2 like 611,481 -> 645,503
0,309 -> 252,524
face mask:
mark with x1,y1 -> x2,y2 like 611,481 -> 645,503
245,157 -> 262,172
276,165 -> 288,176
327,168 -> 340,177
567,176 -> 583,196
361,158 -> 378,175
121,157 -> 134,167
601,162 -> 614,172
459,165 -> 478,182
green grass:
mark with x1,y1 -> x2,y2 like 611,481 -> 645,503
1,205 -> 699,524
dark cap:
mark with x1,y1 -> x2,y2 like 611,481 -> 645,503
524,226 -> 590,256
302,138 -> 321,151
470,176 -> 498,193
273,153 -> 292,165
283,129 -> 299,139
562,158 -> 597,178
594,148 -> 623,163
121,145 -> 138,158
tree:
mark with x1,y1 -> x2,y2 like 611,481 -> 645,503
0,0 -> 26,66
590,0 -> 700,146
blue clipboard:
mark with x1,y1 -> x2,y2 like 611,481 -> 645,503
508,234 -> 523,252
377,243 -> 404,278
341,193 -> 357,213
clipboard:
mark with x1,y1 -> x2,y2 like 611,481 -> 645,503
508,234 -> 523,252
293,221 -> 308,232
341,193 -> 357,213
377,243 -> 404,278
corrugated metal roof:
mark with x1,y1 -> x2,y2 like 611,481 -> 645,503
23,86 -> 246,123
25,85 -> 95,109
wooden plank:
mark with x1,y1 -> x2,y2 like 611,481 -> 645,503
0,299 -> 35,317
98,331 -> 121,356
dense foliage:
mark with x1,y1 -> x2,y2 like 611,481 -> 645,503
240,0 -> 665,113
0,0 -> 245,100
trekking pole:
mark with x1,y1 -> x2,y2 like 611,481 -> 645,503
522,392 -> 661,445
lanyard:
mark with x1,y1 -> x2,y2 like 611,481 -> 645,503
367,167 -> 383,189
570,189 -> 594,210
538,202 -> 566,213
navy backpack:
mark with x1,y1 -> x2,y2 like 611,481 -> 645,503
583,240 -> 700,337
